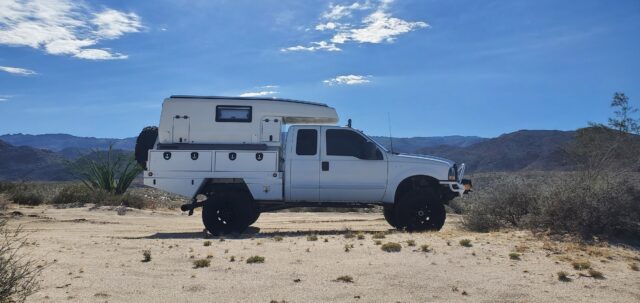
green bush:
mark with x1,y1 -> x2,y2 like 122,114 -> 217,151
69,145 -> 142,195
51,185 -> 102,205
9,192 -> 44,206
246,256 -> 265,264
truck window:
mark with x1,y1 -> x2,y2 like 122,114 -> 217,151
216,105 -> 252,122
296,129 -> 317,155
326,129 -> 382,159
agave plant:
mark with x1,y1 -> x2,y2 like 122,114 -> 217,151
71,144 -> 142,195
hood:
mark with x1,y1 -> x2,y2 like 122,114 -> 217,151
389,153 -> 455,167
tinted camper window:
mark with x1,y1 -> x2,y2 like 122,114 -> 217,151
216,106 -> 252,122
296,129 -> 317,156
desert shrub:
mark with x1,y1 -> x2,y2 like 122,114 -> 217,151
462,173 -> 640,238
9,192 -> 44,206
420,244 -> 430,252
0,182 -> 17,193
192,259 -> 210,268
0,220 -> 43,302
142,250 -> 151,262
51,184 -> 103,205
69,145 -> 142,195
459,239 -> 472,247
306,235 -> 318,241
529,176 -> 640,237
406,239 -> 416,246
509,252 -> 521,260
557,271 -> 570,282
273,236 -> 283,242
461,177 -> 540,232
381,242 -> 401,252
571,260 -> 590,270
0,196 -> 8,211
372,232 -> 386,239
587,268 -> 604,279
246,256 -> 265,264
629,263 -> 639,271
334,275 -> 354,283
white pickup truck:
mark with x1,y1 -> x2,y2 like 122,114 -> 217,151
136,95 -> 471,235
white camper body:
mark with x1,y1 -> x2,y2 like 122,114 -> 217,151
139,95 -> 471,234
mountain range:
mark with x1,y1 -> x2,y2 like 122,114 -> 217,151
0,130 -> 578,181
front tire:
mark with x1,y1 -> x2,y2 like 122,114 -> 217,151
383,204 -> 398,228
394,187 -> 446,231
202,192 -> 257,235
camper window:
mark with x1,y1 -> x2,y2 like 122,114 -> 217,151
216,105 -> 252,122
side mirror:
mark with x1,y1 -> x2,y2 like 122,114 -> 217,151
361,142 -> 378,160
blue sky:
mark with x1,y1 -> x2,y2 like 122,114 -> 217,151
0,0 -> 639,139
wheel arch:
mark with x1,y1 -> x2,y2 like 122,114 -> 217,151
392,175 -> 441,203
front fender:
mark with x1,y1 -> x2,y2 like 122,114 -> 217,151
382,165 -> 448,203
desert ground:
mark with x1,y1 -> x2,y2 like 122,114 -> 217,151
3,204 -> 639,303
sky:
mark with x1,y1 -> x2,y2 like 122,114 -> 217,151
0,0 -> 639,139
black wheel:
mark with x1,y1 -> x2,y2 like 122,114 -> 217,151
394,187 -> 446,231
202,192 -> 257,235
247,210 -> 261,226
383,204 -> 398,228
135,126 -> 158,169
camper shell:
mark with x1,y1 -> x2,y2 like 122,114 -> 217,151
158,95 -> 339,147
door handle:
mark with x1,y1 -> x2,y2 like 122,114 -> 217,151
322,161 -> 329,171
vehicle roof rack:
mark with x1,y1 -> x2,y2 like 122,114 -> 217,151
169,95 -> 328,107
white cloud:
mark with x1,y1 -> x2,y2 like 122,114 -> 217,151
323,74 -> 371,85
0,0 -> 142,60
322,1 -> 372,20
0,66 -> 37,76
239,91 -> 279,97
283,0 -> 428,52
281,41 -> 341,52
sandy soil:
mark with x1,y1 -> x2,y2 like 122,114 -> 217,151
3,205 -> 639,303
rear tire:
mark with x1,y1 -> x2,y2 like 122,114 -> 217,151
202,191 -> 257,236
394,187 -> 446,231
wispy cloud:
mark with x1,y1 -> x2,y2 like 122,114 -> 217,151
0,0 -> 143,60
283,0 -> 428,52
323,74 -> 371,85
239,91 -> 279,97
0,66 -> 37,76
0,95 -> 10,102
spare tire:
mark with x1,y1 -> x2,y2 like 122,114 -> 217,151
135,126 -> 158,170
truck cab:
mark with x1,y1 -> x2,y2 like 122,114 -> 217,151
136,95 -> 471,235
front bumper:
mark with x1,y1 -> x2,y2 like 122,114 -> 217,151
440,178 -> 473,196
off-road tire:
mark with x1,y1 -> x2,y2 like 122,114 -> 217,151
247,211 -> 261,226
135,126 -> 158,170
383,204 -> 398,228
202,191 -> 258,236
393,187 -> 446,231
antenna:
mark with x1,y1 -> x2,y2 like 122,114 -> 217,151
387,112 -> 395,154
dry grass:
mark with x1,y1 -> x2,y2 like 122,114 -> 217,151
588,268 -> 604,279
381,242 -> 401,252
629,263 -> 639,271
372,232 -> 386,239
192,259 -> 210,268
306,235 -> 318,241
509,252 -> 521,260
459,239 -> 472,247
246,256 -> 265,264
420,244 -> 431,252
572,260 -> 591,270
203,241 -> 211,247
0,219 -> 43,302
141,250 -> 151,262
406,239 -> 416,246
273,236 -> 283,242
557,271 -> 571,282
334,275 -> 354,283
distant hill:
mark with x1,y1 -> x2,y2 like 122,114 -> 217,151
418,130 -> 576,172
0,139 -> 71,181
0,130 -> 584,181
371,136 -> 487,153
0,133 -> 136,152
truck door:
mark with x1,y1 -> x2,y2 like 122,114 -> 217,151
172,115 -> 190,143
288,127 -> 320,202
319,127 -> 387,202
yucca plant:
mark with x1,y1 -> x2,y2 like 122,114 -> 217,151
70,144 -> 142,195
